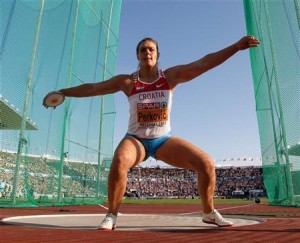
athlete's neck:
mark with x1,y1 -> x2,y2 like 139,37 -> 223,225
138,67 -> 159,83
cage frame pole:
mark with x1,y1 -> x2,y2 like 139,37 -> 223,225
263,0 -> 294,201
11,0 -> 45,205
57,0 -> 80,204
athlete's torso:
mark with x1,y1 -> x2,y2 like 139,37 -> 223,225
127,69 -> 173,138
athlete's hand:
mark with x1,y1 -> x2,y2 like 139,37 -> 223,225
236,36 -> 260,50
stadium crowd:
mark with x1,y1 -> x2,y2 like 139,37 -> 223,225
126,166 -> 265,199
0,151 -> 266,202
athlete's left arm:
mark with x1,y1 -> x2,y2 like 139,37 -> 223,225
165,36 -> 259,89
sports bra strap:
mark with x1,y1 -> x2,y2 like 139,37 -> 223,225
132,71 -> 139,81
158,69 -> 165,78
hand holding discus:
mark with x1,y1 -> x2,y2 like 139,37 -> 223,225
43,91 -> 65,109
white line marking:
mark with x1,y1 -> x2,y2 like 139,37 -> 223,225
97,204 -> 123,215
178,204 -> 254,215
97,204 -> 108,210
217,204 -> 255,211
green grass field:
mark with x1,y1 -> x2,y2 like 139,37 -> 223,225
0,197 -> 268,208
122,198 -> 268,205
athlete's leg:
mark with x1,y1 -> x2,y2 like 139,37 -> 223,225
108,136 -> 146,216
156,136 -> 215,213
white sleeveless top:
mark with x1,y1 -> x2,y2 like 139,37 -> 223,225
127,69 -> 173,139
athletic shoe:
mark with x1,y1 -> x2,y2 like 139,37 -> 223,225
202,209 -> 233,227
98,213 -> 117,231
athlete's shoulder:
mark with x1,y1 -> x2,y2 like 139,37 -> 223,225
113,73 -> 133,81
111,74 -> 134,96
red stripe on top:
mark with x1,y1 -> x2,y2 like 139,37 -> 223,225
130,71 -> 170,96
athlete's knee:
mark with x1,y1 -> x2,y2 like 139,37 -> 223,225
110,153 -> 134,176
195,154 -> 215,176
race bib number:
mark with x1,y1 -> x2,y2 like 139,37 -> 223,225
137,102 -> 168,127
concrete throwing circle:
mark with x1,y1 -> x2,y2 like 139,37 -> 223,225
2,214 -> 264,231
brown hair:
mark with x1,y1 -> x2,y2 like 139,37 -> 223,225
136,37 -> 159,55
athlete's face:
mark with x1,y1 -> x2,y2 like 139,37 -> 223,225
137,40 -> 159,68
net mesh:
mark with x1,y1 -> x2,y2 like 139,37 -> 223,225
0,0 -> 122,207
244,0 -> 300,206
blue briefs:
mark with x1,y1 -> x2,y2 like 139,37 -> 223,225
126,133 -> 171,160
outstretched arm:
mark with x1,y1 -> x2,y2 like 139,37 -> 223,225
43,74 -> 133,108
58,74 -> 132,97
165,36 -> 260,89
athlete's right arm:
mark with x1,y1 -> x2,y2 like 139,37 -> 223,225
59,74 -> 133,97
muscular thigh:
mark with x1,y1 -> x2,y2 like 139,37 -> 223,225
156,136 -> 213,171
112,136 -> 146,170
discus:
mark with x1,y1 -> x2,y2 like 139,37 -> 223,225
43,91 -> 65,109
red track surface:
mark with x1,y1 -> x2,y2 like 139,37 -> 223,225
1,203 -> 300,242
